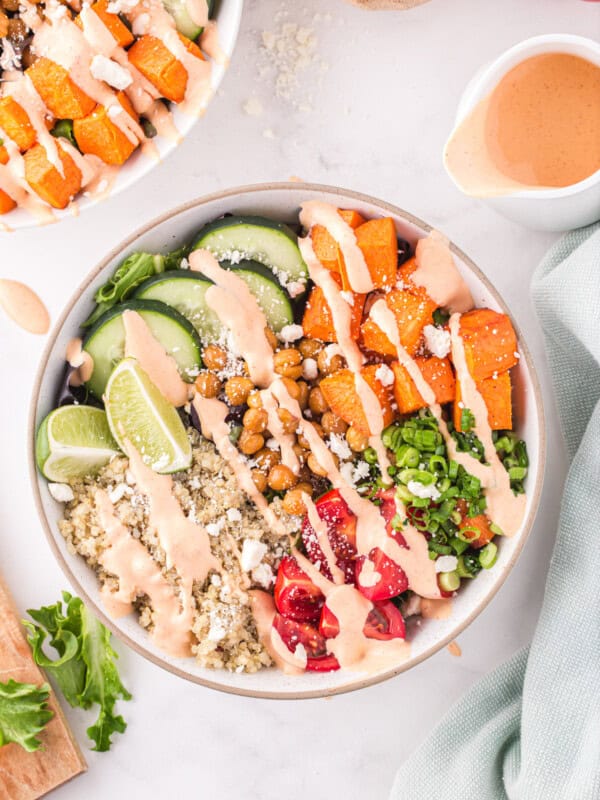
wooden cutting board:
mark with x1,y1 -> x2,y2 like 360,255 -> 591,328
0,577 -> 86,799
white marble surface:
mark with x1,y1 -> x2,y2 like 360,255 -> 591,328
0,0 -> 596,797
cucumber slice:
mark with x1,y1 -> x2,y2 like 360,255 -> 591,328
134,264 -> 294,339
83,299 -> 202,399
225,261 -> 294,333
193,216 -> 308,294
134,271 -> 223,342
161,0 -> 202,40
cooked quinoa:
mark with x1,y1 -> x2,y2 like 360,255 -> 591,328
59,427 -> 298,672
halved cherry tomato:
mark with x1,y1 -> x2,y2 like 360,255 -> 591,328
273,613 -> 340,672
377,489 -> 408,546
274,556 -> 325,623
319,600 -> 405,641
365,600 -> 406,640
301,489 -> 357,582
355,546 -> 409,601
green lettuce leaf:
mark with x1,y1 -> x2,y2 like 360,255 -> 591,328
0,680 -> 53,752
82,252 -> 165,328
24,592 -> 131,752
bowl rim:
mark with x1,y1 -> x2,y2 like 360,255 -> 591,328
28,182 -> 547,700
444,33 -> 600,200
0,0 -> 244,232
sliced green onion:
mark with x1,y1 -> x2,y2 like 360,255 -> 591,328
460,407 -> 475,432
508,466 -> 527,481
438,571 -> 460,592
390,513 -> 404,530
429,455 -> 448,475
456,555 -> 474,578
395,484 -> 414,504
410,496 -> 431,509
489,522 -> 504,537
449,537 -> 470,556
430,543 -> 452,555
479,542 -> 498,569
363,447 -> 378,464
414,429 -> 441,451
461,553 -> 481,576
457,525 -> 479,543
448,460 -> 459,480
395,445 -> 420,468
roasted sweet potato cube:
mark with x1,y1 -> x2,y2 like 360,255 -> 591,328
27,57 -> 95,120
361,288 -> 436,357
128,33 -> 204,103
73,93 -> 139,165
302,274 -> 365,343
454,370 -> 512,432
0,145 -> 16,214
0,97 -> 36,151
311,209 -> 366,275
89,0 -> 134,47
319,365 -> 394,435
24,143 -> 82,209
391,356 -> 455,415
354,217 -> 397,289
459,309 -> 518,381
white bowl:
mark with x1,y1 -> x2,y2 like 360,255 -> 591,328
29,183 -> 546,699
444,34 -> 600,232
3,0 -> 243,230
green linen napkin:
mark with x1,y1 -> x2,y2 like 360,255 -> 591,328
391,222 -> 600,800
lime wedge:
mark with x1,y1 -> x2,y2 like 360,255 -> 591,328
36,405 -> 121,482
105,358 -> 192,474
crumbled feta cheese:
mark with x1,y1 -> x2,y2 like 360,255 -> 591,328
407,480 -> 441,501
108,483 -> 131,503
91,55 -> 132,90
340,290 -> 354,305
328,433 -> 351,460
302,357 -> 318,381
106,0 -> 137,13
252,562 -> 274,588
207,611 -> 228,642
435,555 -> 458,574
48,483 -> 74,503
132,12 -> 150,36
241,539 -> 268,572
375,363 -> 395,387
278,324 -> 304,343
423,324 -> 451,358
293,642 -> 308,667
265,438 -> 280,451
286,281 -> 306,298
352,461 -> 370,481
210,573 -> 222,587
206,518 -> 226,537
340,461 -> 356,487
226,508 -> 242,523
